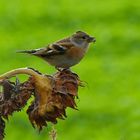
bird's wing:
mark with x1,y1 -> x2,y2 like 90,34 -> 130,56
18,43 -> 71,57
32,37 -> 74,56
34,43 -> 68,57
18,38 -> 73,57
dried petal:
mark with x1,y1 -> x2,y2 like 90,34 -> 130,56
54,70 -> 79,96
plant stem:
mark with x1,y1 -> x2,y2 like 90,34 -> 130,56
0,68 -> 41,81
49,125 -> 57,140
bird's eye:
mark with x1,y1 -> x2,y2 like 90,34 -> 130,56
82,36 -> 86,39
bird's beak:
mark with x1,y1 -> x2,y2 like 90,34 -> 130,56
87,36 -> 96,43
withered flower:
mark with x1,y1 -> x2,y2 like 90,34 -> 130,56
27,69 -> 80,131
0,68 -> 81,139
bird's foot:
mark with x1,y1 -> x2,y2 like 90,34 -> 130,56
55,67 -> 70,72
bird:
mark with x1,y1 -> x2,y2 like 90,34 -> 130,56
18,31 -> 96,69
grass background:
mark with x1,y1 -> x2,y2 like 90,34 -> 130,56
0,0 -> 140,140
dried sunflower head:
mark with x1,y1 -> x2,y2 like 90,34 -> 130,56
27,69 -> 81,131
0,67 -> 82,138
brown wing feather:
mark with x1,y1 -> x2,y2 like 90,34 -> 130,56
36,37 -> 73,58
18,37 -> 73,59
56,37 -> 73,50
33,43 -> 70,58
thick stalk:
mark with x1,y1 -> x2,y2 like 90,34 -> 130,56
0,68 -> 41,81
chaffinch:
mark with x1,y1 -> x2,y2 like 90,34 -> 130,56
18,31 -> 96,69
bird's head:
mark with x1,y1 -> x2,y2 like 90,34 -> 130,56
70,31 -> 96,48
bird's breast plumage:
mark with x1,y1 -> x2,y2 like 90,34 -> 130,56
67,46 -> 86,60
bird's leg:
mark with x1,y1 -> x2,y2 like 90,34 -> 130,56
55,66 -> 71,72
55,66 -> 63,72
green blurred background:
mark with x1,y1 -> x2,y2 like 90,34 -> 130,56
0,0 -> 140,140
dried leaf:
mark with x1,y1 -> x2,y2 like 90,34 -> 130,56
1,80 -> 14,100
0,77 -> 34,119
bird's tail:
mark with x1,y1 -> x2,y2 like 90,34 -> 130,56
16,50 -> 37,54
